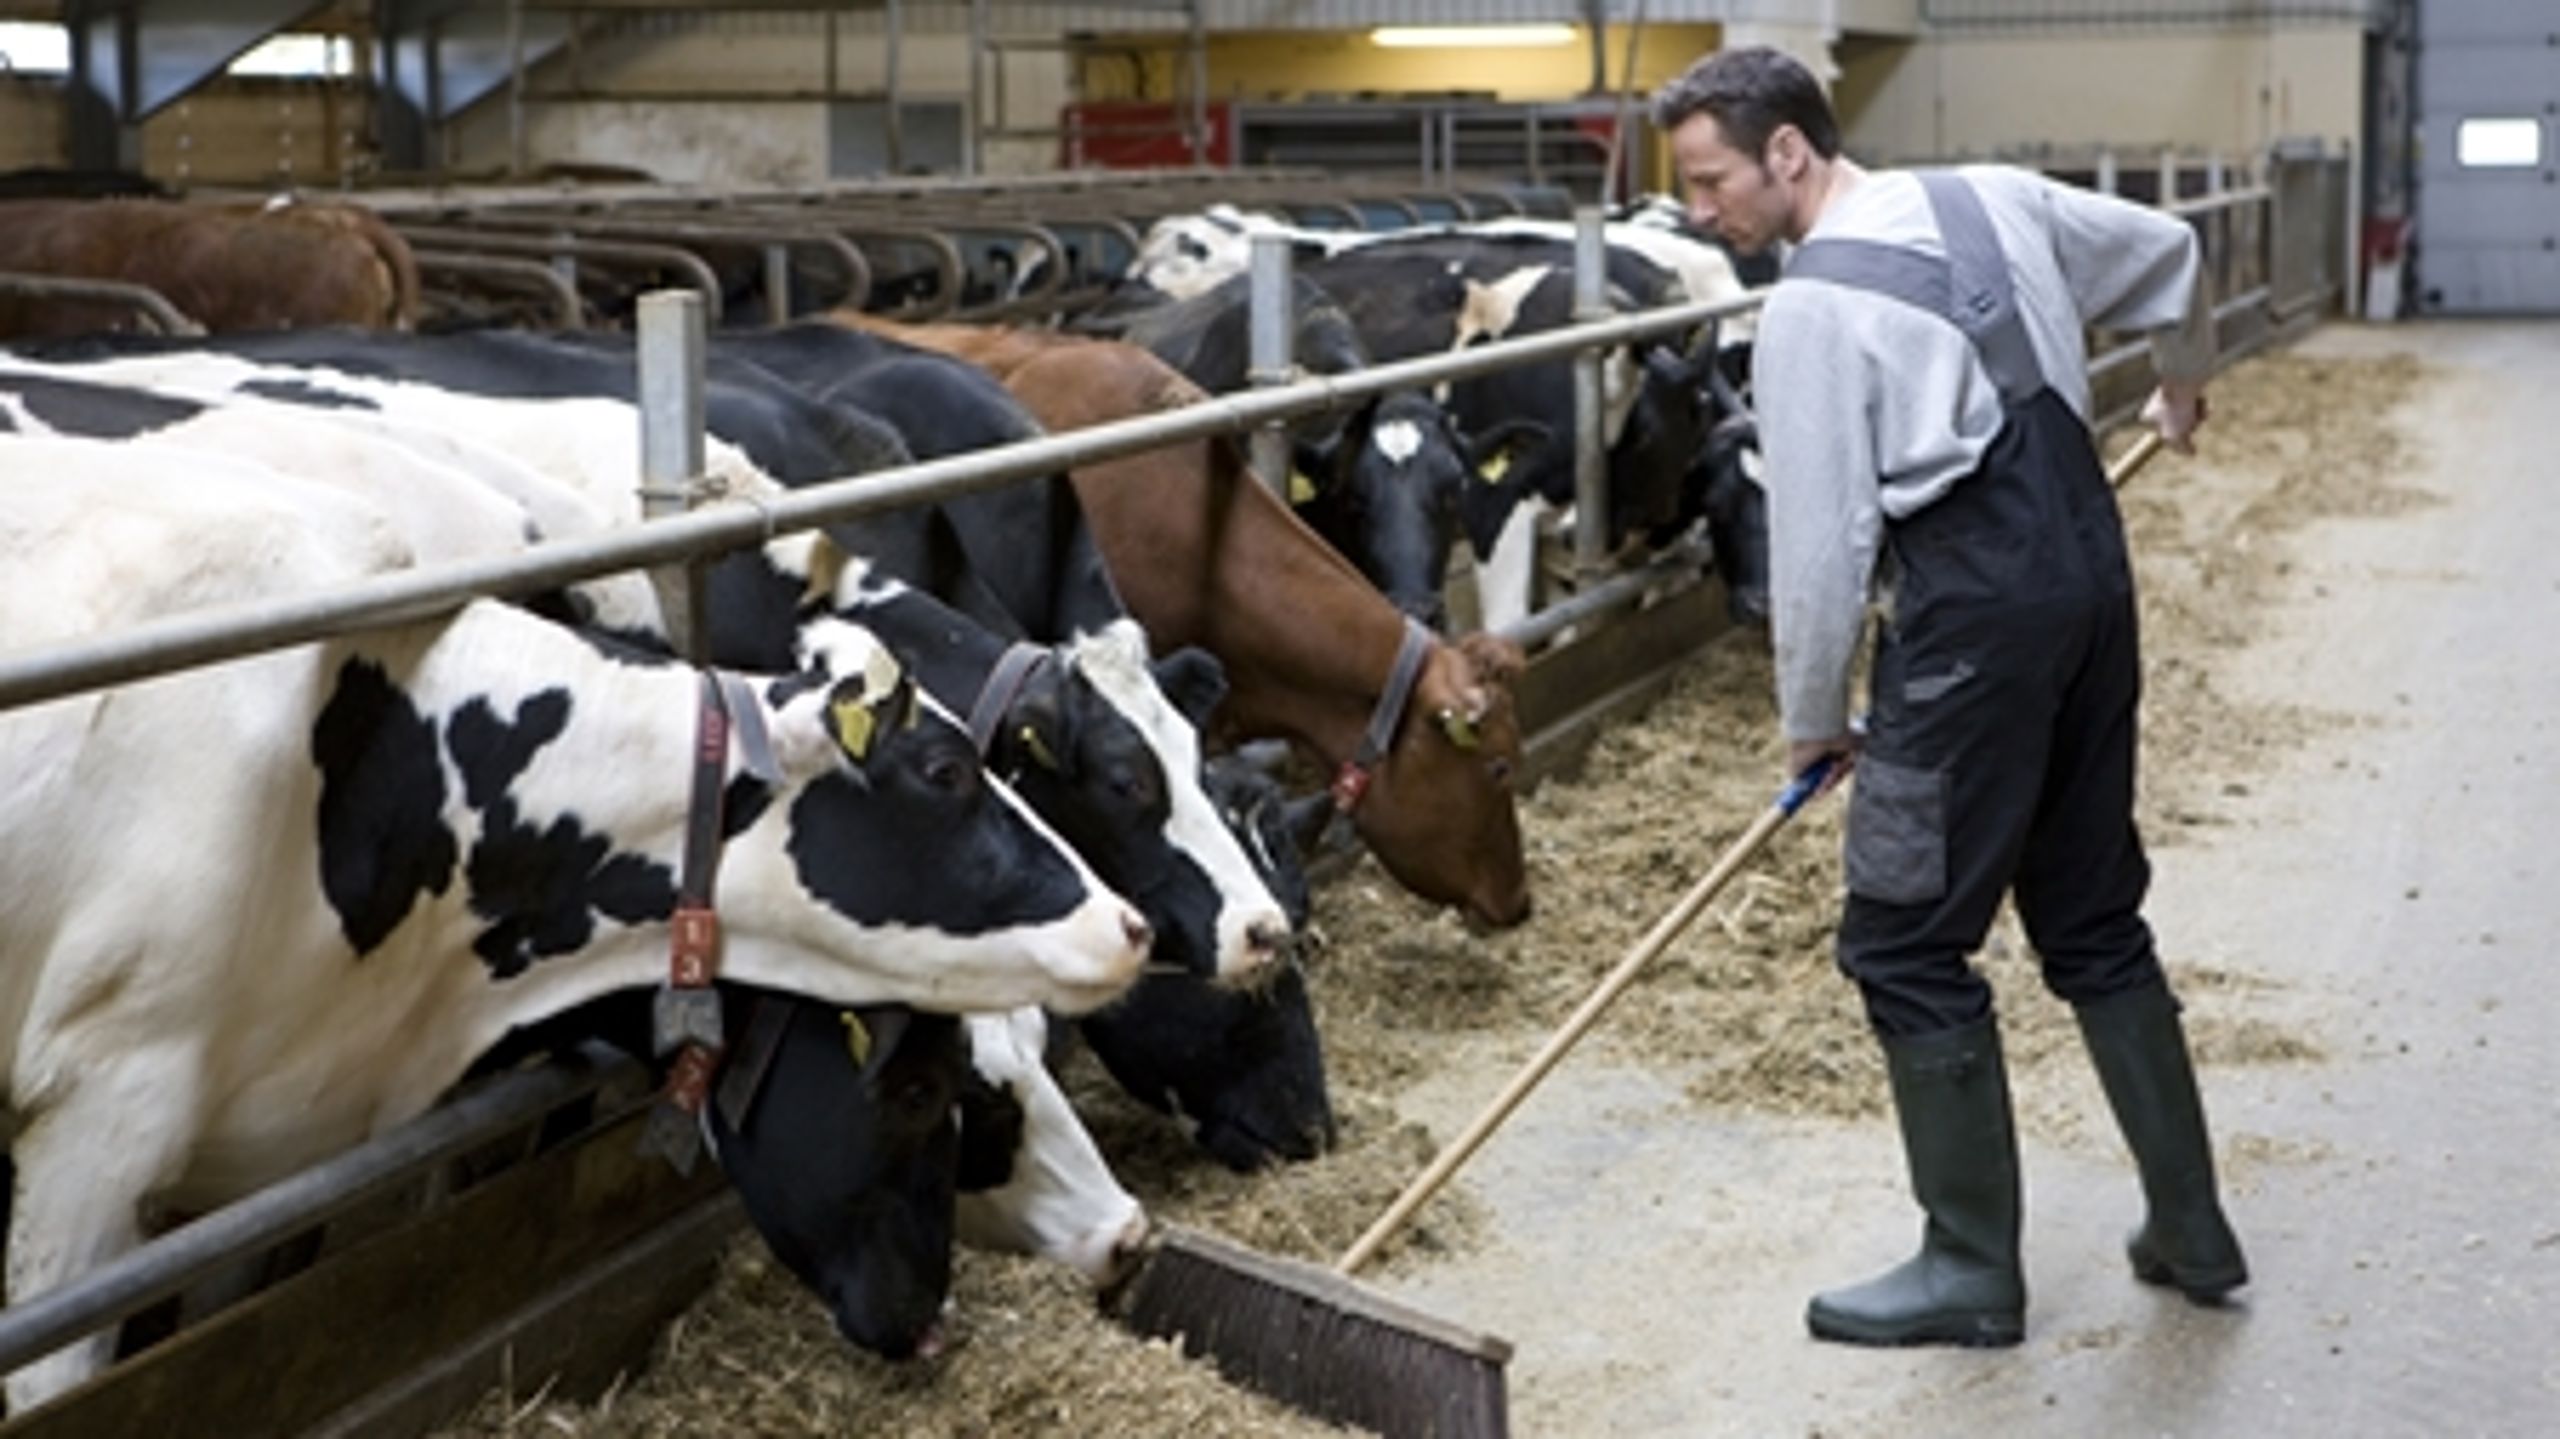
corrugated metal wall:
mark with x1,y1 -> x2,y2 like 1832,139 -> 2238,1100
1918,0 -> 2385,25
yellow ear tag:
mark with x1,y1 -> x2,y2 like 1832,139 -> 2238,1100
1479,447 -> 1512,484
840,1011 -> 872,1069
902,684 -> 921,731
1020,724 -> 1061,771
1288,470 -> 1317,505
831,696 -> 877,760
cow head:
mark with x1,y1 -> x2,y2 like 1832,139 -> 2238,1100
1354,631 -> 1531,928
951,1008 -> 1150,1288
756,620 -> 1152,1017
1070,754 -> 1335,1171
1080,958 -> 1335,1173
1604,337 -> 1719,549
707,997 -> 965,1360
1295,389 -> 1473,631
990,620 -> 1292,984
1686,342 -> 1769,626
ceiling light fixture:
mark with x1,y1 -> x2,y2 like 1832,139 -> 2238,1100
1369,24 -> 1578,49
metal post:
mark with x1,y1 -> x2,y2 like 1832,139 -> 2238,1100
1571,206 -> 1610,581
505,0 -> 526,177
2095,149 -> 2117,196
1186,0 -> 1209,166
2205,151 -> 2226,196
763,243 -> 791,326
884,0 -> 904,174
2157,147 -> 2178,206
637,291 -> 708,661
1247,233 -> 1295,499
964,0 -> 987,176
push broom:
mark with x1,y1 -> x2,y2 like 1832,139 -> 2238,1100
1115,756 -> 1841,1439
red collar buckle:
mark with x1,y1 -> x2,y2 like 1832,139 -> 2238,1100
1328,761 -> 1373,814
664,1042 -> 722,1116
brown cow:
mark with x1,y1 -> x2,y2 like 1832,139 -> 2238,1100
832,314 -> 1532,928
0,197 -> 418,339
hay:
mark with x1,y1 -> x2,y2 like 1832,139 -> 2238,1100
436,342 -> 2422,1438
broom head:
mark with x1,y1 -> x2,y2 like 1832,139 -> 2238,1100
1112,1224 -> 1512,1439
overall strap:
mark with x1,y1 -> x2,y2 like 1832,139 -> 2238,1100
1915,170 -> 2044,404
1784,170 -> 2044,403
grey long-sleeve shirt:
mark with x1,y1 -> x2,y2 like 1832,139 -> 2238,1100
1754,164 -> 2212,742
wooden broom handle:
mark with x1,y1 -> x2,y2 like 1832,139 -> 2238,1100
2108,429 -> 2166,488
1336,766 -> 1826,1276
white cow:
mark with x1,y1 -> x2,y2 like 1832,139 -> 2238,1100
0,437 -> 1149,1408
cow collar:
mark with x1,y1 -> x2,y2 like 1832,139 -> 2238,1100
641,670 -> 780,1173
966,641 -> 1056,769
1329,616 -> 1435,814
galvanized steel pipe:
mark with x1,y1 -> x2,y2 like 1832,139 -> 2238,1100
1247,232 -> 1297,499
0,288 -> 1767,715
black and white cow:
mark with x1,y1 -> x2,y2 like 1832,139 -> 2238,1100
1070,272 -> 1484,631
0,437 -> 1149,1408
1125,205 -> 1771,629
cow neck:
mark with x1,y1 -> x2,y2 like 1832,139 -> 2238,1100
966,641 -> 1054,765
640,669 -> 778,1173
1188,446 -> 1426,765
1328,616 -> 1434,814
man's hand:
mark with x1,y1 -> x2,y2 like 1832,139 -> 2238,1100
2141,379 -> 2209,456
1788,735 -> 1860,799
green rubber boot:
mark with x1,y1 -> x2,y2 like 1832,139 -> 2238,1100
2076,980 -> 2249,1302
1807,1018 -> 2026,1348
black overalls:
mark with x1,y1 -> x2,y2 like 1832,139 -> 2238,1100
1790,172 -> 2165,1039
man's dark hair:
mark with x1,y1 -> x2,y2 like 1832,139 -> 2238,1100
1650,45 -> 1841,162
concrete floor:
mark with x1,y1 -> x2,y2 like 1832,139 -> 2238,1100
1369,320 -> 2560,1439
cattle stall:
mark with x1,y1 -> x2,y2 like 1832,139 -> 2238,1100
0,155 -> 2348,1436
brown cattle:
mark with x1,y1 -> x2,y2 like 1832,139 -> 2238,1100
834,314 -> 1532,928
0,197 -> 418,338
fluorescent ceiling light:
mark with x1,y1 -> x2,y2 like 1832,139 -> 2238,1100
0,20 -> 70,73
228,34 -> 354,78
2455,117 -> 2541,169
1371,24 -> 1577,49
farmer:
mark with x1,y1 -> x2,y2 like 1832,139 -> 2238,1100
1651,45 -> 2248,1346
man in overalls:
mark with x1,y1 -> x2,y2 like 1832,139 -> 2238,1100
1653,46 -> 2249,1346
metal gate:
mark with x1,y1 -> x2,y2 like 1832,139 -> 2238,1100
2413,0 -> 2560,313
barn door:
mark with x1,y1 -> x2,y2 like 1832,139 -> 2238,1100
2413,0 -> 2560,312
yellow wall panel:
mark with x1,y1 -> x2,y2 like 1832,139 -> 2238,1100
1082,24 -> 1722,105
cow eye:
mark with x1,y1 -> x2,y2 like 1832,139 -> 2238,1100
1488,756 -> 1514,787
887,1075 -> 947,1123
920,751 -> 975,795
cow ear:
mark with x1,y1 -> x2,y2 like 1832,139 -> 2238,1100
1280,791 -> 1335,856
1456,630 -> 1527,689
1150,646 -> 1229,728
1008,668 -> 1074,776
1467,419 -> 1546,484
841,1004 -> 915,1079
822,651 -> 914,774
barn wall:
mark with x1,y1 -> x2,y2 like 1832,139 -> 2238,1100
1838,23 -> 2367,165
440,19 -> 1067,181
1,78 -> 63,170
